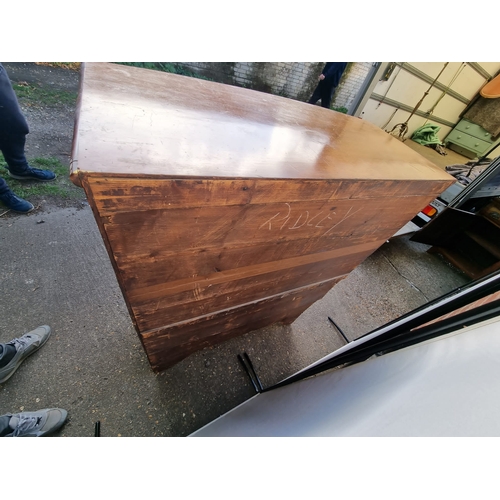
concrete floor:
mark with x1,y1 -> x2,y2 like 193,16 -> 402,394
404,138 -> 471,171
0,202 -> 469,437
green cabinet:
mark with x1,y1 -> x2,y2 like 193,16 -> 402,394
445,119 -> 500,159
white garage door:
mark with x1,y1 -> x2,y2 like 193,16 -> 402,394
359,62 -> 500,142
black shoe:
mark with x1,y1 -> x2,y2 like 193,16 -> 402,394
0,190 -> 34,213
8,166 -> 56,182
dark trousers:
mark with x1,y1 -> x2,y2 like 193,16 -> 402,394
0,415 -> 10,436
308,80 -> 336,109
0,63 -> 30,195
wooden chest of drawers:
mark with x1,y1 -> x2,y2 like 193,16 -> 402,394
70,63 -> 454,372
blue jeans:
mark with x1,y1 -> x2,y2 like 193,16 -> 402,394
0,63 -> 31,195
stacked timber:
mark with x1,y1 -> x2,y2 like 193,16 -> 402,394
70,62 -> 454,372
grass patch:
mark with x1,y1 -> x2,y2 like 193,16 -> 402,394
13,82 -> 78,108
0,155 -> 83,200
332,106 -> 348,114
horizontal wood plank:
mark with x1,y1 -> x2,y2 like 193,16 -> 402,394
89,177 -> 451,216
140,279 -> 342,372
129,244 -> 372,330
116,231 -> 386,292
104,195 -> 432,258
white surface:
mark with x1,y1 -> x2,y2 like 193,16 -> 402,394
192,316 -> 500,436
392,220 -> 420,236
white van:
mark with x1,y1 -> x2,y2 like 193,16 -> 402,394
191,271 -> 500,436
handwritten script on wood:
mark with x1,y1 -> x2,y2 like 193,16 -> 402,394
259,203 -> 362,237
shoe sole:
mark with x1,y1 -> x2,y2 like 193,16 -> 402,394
8,172 -> 57,182
3,205 -> 35,214
0,326 -> 51,384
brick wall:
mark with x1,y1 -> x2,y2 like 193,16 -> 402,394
332,62 -> 373,110
176,62 -> 373,109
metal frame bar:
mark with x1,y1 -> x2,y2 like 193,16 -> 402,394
266,270 -> 500,392
370,93 -> 456,128
449,155 -> 500,207
347,62 -> 386,117
467,62 -> 494,80
372,300 -> 500,357
398,63 -> 470,105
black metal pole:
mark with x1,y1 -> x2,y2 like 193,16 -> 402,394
237,353 -> 262,393
328,316 -> 349,343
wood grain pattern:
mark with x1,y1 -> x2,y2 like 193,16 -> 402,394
71,64 -> 453,182
71,63 -> 456,371
140,279 -> 344,372
103,197 -> 421,262
87,178 -> 452,216
129,243 -> 376,330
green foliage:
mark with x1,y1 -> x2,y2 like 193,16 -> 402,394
13,82 -> 77,107
117,62 -> 212,81
332,106 -> 348,114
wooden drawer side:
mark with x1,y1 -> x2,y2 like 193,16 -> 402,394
139,278 -> 344,372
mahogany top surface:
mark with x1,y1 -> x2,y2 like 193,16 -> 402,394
71,62 -> 451,182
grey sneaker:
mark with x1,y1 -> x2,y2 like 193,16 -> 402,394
4,409 -> 68,437
0,325 -> 51,383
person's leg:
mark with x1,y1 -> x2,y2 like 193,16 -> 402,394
0,326 -> 51,383
0,175 -> 35,213
0,175 -> 10,196
0,64 -> 55,181
320,83 -> 336,109
0,415 -> 11,436
0,343 -> 17,368
0,132 -> 57,181
0,64 -> 31,173
0,134 -> 30,174
308,82 -> 323,104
